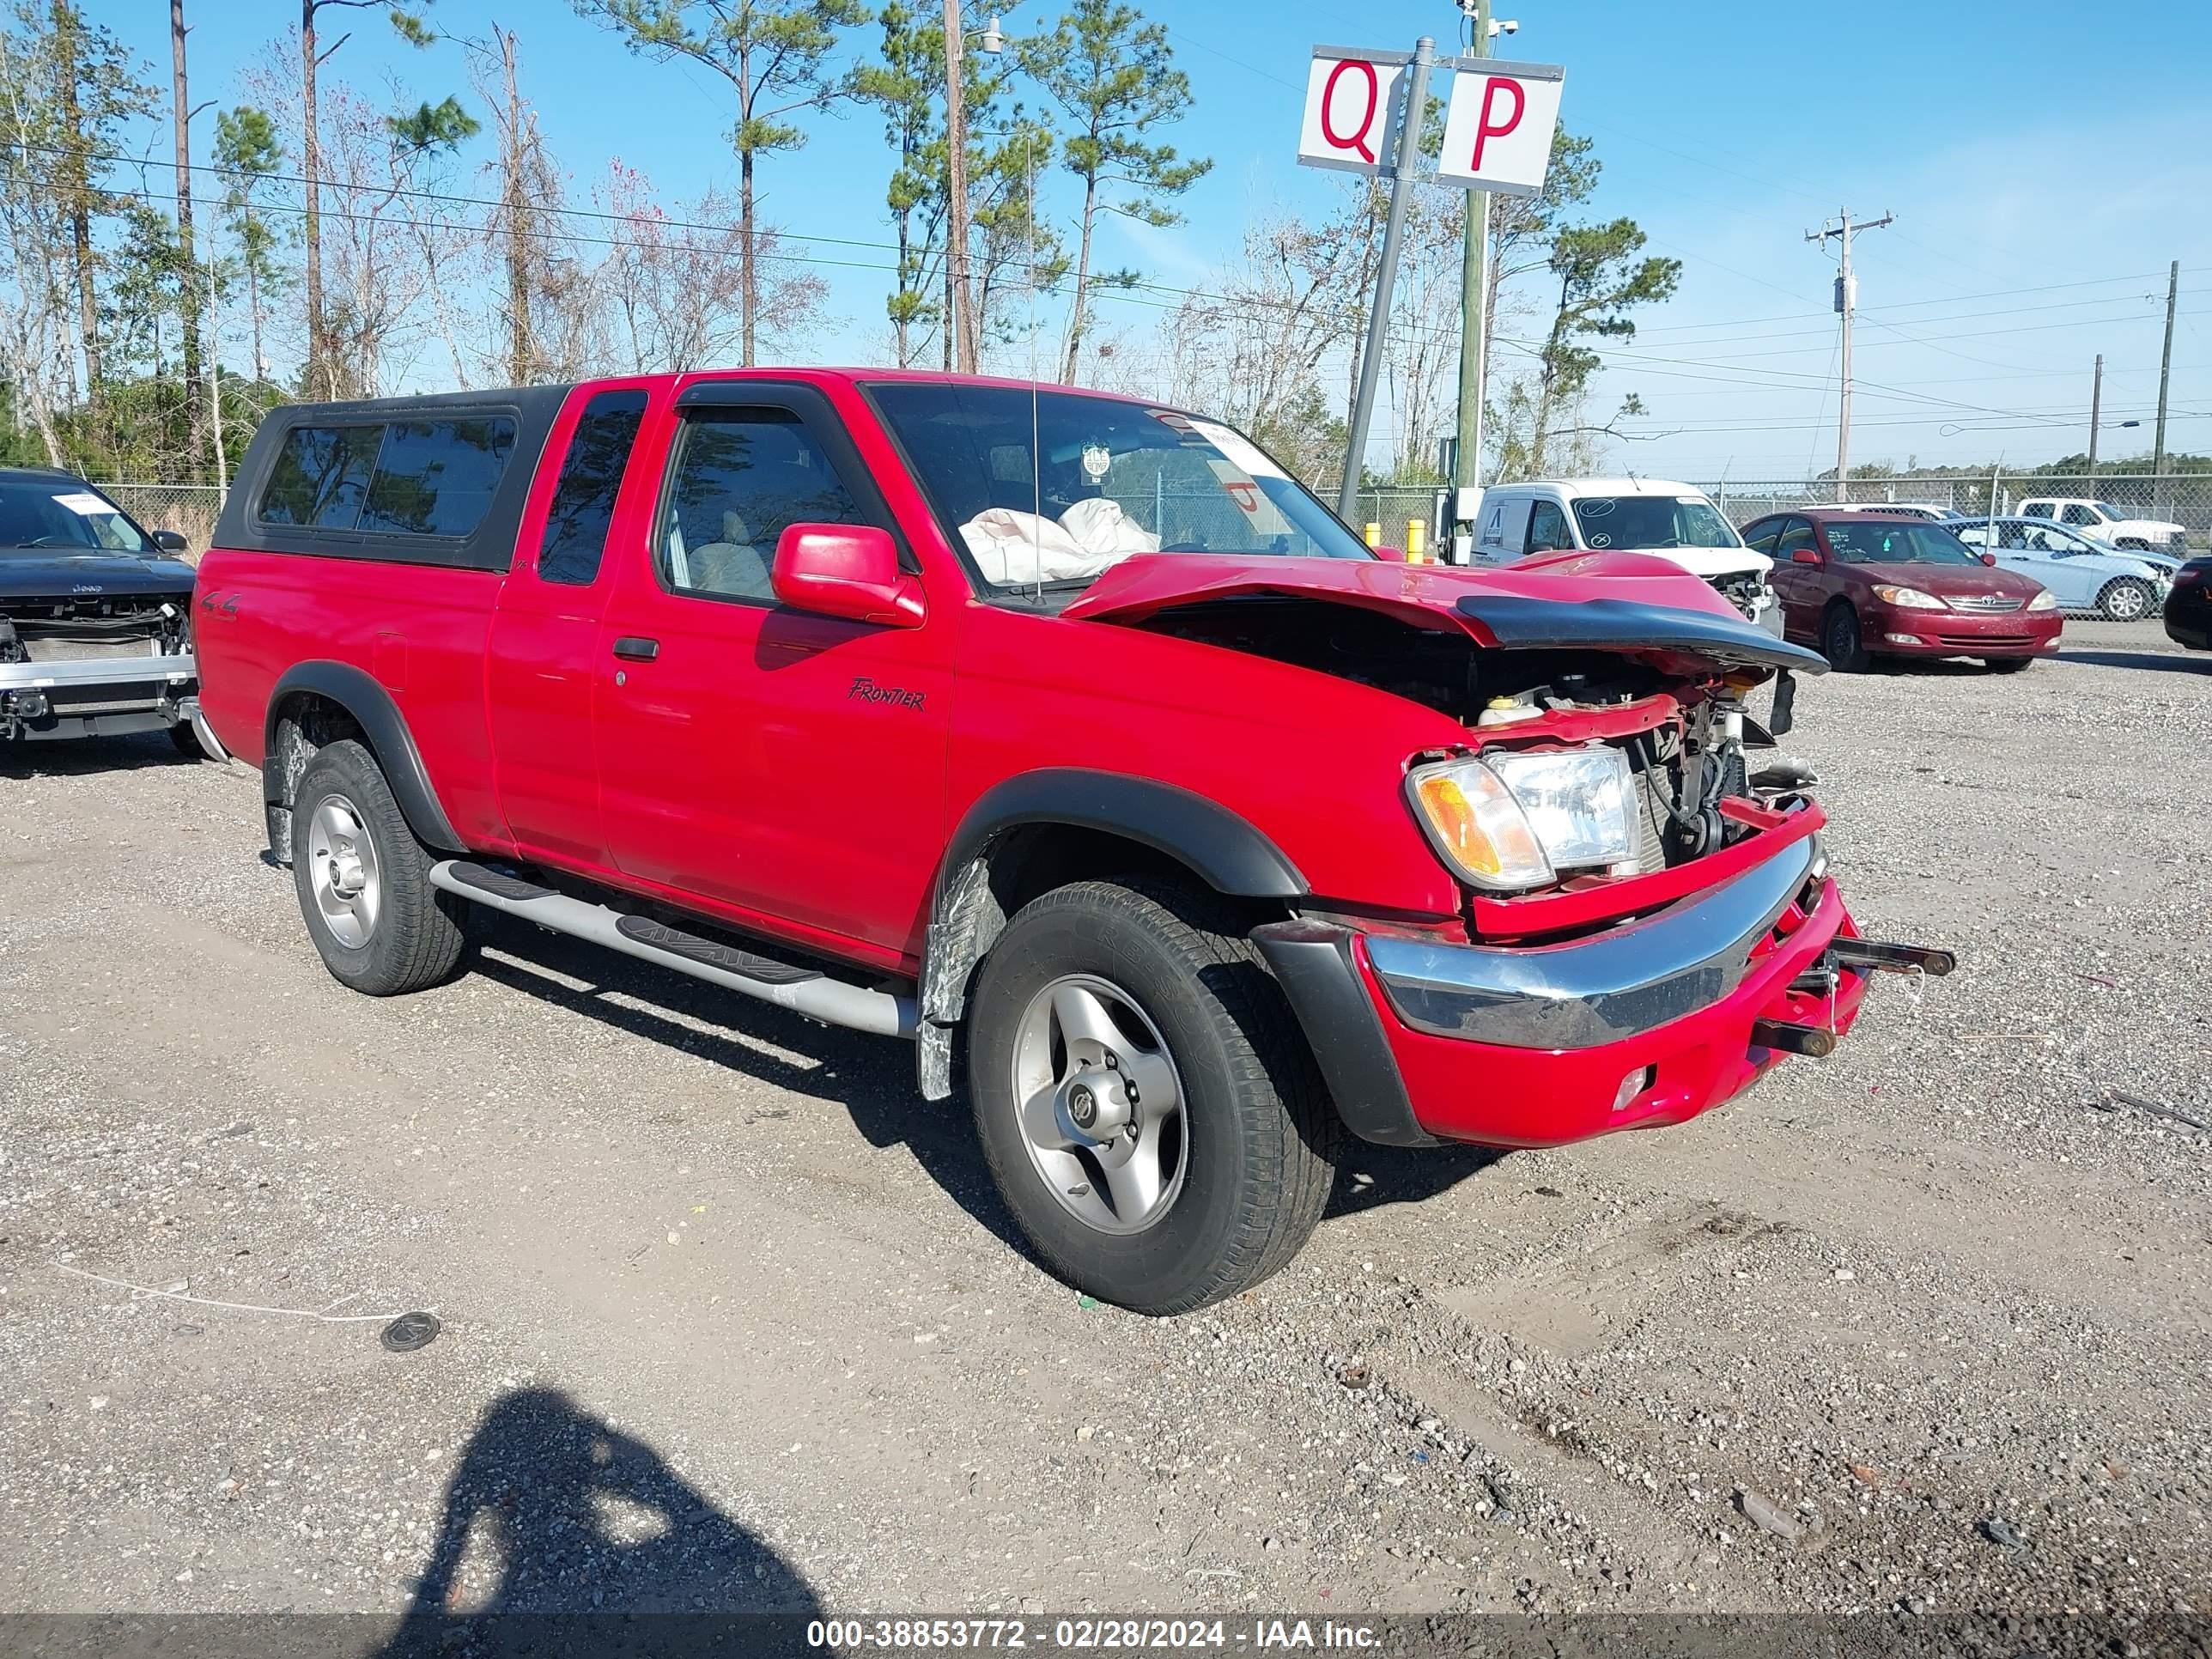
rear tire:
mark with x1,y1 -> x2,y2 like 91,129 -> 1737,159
2096,577 -> 2154,622
1821,601 -> 1870,672
967,878 -> 1339,1316
291,738 -> 467,997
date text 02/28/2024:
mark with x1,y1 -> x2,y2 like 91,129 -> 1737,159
804,1619 -> 1381,1650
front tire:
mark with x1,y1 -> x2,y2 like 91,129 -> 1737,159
167,721 -> 205,760
967,879 -> 1339,1316
1821,601 -> 1870,672
291,738 -> 467,997
2096,577 -> 2154,622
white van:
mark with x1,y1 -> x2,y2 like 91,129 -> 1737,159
1468,477 -> 1781,632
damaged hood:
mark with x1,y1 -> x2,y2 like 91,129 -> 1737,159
1063,553 -> 1827,678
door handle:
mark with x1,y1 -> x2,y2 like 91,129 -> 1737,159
612,636 -> 659,663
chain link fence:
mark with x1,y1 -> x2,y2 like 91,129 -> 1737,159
91,483 -> 227,560
1702,474 -> 2212,548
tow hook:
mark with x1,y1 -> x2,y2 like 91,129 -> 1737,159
1826,938 -> 1956,977
1751,1019 -> 1836,1058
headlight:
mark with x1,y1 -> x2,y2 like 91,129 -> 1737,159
1873,584 -> 1947,610
2027,588 -> 2058,611
1407,748 -> 1636,891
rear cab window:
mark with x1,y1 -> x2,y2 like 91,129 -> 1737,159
537,390 -> 648,586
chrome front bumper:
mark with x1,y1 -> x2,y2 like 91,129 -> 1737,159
1366,838 -> 1820,1049
0,650 -> 198,690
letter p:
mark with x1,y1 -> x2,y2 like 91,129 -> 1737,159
1470,76 -> 1525,173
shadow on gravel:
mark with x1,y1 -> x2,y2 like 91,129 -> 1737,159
467,913 -> 1029,1257
1328,1139 -> 1512,1220
380,1386 -> 818,1656
0,729 -> 200,776
2061,648 -> 2209,674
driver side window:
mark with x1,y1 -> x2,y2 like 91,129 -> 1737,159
1527,500 -> 1571,553
1772,520 -> 1817,561
2059,503 -> 2094,527
655,408 -> 863,605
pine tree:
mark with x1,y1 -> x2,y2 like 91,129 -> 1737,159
1017,0 -> 1206,383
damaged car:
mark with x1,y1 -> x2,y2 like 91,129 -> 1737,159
191,373 -> 1950,1315
1,468 -> 205,755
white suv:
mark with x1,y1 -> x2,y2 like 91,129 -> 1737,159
2018,496 -> 2187,554
1468,478 -> 1782,632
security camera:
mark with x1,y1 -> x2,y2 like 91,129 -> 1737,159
1492,17 -> 1520,33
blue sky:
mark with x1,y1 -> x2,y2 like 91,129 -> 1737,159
102,0 -> 2212,480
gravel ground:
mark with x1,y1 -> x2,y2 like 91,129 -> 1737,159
0,621 -> 2206,1626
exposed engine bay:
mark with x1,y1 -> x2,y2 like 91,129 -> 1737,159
0,591 -> 197,742
1128,593 -> 1809,879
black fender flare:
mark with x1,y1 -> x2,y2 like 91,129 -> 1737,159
263,661 -> 465,853
913,769 -> 1308,1101
939,768 -> 1309,904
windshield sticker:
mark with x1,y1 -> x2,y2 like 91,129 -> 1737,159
1588,533 -> 1612,548
53,491 -> 112,516
1188,419 -> 1290,483
1579,498 -> 1617,517
1081,443 -> 1112,483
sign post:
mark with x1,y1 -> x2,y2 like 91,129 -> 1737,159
1303,39 -> 1436,524
1299,43 -> 1563,529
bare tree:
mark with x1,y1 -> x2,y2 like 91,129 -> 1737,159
0,9 -> 71,462
578,0 -> 864,367
589,160 -> 827,374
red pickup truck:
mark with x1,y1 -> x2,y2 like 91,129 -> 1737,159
191,370 -> 1947,1314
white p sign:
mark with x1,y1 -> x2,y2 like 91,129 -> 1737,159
1433,59 -> 1565,198
1297,47 -> 1408,176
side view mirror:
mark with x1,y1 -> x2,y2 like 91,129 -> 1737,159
771,524 -> 925,628
1790,547 -> 1822,566
151,529 -> 190,553
1979,552 -> 1997,567
1370,543 -> 1407,563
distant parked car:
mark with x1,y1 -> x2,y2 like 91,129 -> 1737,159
1825,502 -> 1955,522
1468,477 -> 1782,631
1948,516 -> 2172,621
2017,495 -> 2187,554
1741,507 -> 2060,672
2163,556 -> 2211,651
1,466 -> 204,752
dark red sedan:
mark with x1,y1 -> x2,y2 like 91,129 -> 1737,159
1741,507 -> 2061,672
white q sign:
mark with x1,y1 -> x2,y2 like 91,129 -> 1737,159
1297,47 -> 1409,176
1433,59 -> 1565,198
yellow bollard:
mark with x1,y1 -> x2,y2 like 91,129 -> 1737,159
1363,522 -> 1382,549
1406,520 -> 1426,563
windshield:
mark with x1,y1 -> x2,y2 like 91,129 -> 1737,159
867,382 -> 1370,589
1569,495 -> 1739,550
2092,501 -> 2131,521
0,477 -> 151,554
1825,520 -> 1981,566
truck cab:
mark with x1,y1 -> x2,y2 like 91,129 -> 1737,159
2018,495 -> 2188,555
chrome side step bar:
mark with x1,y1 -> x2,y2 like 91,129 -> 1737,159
427,860 -> 918,1040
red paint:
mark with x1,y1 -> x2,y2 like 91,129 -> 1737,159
196,368 -> 1886,1159
1320,58 -> 1381,162
1470,76 -> 1526,173
1372,875 -> 1863,1146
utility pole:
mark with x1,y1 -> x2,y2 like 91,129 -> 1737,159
1450,0 -> 1492,547
1806,208 -> 1893,503
2152,258 -> 2178,512
942,0 -> 978,375
1337,37 -> 1436,523
171,0 -> 205,482
2087,353 -> 2103,471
